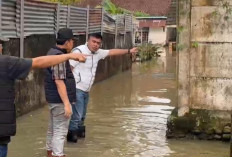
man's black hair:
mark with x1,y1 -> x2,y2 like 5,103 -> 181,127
88,33 -> 103,40
56,39 -> 67,45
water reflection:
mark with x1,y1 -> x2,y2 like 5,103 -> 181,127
138,96 -> 171,103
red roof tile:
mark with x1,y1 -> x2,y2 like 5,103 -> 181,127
139,20 -> 166,28
76,0 -> 172,16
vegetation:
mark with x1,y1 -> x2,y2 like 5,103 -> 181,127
134,11 -> 149,17
191,41 -> 199,48
101,0 -> 124,14
100,0 -> 150,17
137,43 -> 162,62
43,0 -> 149,16
42,0 -> 82,5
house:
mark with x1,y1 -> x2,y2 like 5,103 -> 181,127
76,0 -> 175,45
135,16 -> 167,45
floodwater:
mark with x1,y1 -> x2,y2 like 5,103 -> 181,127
9,51 -> 229,157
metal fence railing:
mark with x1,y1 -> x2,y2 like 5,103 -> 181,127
69,6 -> 87,35
18,0 -> 57,36
89,8 -> 102,34
0,0 -> 134,56
103,12 -> 116,34
1,0 -> 17,38
125,14 -> 133,32
116,14 -> 125,34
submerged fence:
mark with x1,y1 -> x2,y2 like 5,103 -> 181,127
0,0 -> 133,57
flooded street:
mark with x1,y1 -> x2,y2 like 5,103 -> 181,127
9,52 -> 229,157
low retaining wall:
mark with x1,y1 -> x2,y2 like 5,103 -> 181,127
167,108 -> 231,142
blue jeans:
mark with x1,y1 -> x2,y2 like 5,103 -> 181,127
0,144 -> 7,157
69,89 -> 89,131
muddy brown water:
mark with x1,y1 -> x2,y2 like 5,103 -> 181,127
8,53 -> 229,157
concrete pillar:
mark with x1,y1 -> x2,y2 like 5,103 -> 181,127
177,0 -> 191,116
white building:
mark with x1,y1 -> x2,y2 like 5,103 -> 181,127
134,16 -> 167,45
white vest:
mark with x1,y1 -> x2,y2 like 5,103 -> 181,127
69,44 -> 109,92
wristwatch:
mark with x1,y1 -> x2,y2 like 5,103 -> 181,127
128,48 -> 130,54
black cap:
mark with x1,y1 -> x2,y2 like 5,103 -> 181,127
57,28 -> 77,41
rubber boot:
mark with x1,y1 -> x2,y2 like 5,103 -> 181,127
67,130 -> 78,143
77,126 -> 85,138
47,150 -> 52,157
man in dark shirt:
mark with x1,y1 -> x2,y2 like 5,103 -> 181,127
44,28 -> 82,157
0,42 -> 86,157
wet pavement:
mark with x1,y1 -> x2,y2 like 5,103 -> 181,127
8,51 -> 229,157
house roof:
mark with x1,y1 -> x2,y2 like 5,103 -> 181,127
139,20 -> 166,28
76,0 -> 172,16
136,16 -> 167,20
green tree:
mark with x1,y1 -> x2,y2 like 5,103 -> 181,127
101,0 -> 124,14
101,0 -> 150,17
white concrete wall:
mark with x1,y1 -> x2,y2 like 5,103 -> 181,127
178,0 -> 232,111
148,27 -> 166,45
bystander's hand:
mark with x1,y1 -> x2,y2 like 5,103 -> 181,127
64,103 -> 72,119
69,53 -> 86,62
130,47 -> 138,54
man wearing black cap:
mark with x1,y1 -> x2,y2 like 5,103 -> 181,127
44,28 -> 86,157
0,39 -> 86,157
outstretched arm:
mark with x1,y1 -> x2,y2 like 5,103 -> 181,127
31,53 -> 86,69
108,47 -> 138,56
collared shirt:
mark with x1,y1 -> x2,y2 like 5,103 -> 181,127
51,62 -> 66,80
50,46 -> 67,80
69,44 -> 109,92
